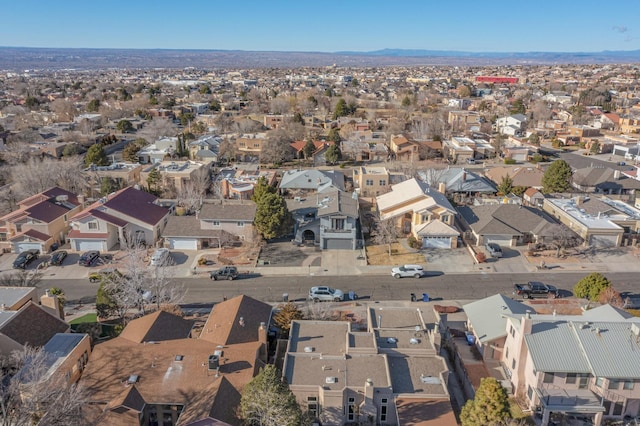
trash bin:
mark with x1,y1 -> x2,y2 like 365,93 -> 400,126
422,293 -> 429,302
283,293 -> 288,302
348,291 -> 356,301
410,293 -> 417,302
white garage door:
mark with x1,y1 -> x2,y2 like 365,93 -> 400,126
15,242 -> 43,253
484,236 -> 512,247
589,234 -> 618,248
75,240 -> 104,252
323,239 -> 352,250
169,238 -> 198,250
422,237 -> 452,249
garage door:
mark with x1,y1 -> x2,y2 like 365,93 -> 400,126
75,240 -> 104,252
169,238 -> 198,250
589,234 -> 618,248
613,148 -> 627,157
323,239 -> 352,250
15,242 -> 43,253
484,236 -> 512,247
422,237 -> 452,249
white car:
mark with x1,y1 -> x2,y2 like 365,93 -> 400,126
391,264 -> 426,279
308,286 -> 344,302
149,248 -> 171,266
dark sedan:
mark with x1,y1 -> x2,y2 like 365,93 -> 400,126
78,250 -> 100,267
49,250 -> 68,266
13,250 -> 39,269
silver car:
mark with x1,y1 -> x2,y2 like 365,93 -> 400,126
391,264 -> 426,279
308,286 -> 344,302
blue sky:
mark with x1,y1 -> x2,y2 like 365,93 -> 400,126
2,0 -> 639,52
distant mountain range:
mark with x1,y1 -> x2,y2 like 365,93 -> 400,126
1,46 -> 639,70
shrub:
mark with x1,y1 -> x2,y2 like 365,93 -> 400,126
504,158 -> 516,165
407,236 -> 421,249
573,272 -> 612,301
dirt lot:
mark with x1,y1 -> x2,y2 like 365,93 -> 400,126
365,242 -> 424,266
256,239 -> 320,267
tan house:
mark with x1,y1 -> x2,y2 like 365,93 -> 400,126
140,160 -> 212,193
283,305 -> 456,426
236,133 -> 267,161
447,110 -> 481,133
0,187 -> 83,254
84,162 -> 144,190
80,296 -> 272,426
389,134 -> 420,162
376,178 -> 459,248
352,166 -> 390,197
484,165 -> 545,190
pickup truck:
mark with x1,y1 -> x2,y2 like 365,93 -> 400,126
513,281 -> 559,299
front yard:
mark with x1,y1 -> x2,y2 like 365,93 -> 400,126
365,242 -> 425,266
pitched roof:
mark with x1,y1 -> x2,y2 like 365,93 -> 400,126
485,166 -> 545,188
395,398 -> 458,426
377,178 -> 455,219
200,295 -> 272,346
106,384 -> 146,412
279,169 -> 344,190
414,219 -> 460,237
119,311 -> 194,343
0,302 -> 69,348
102,187 -> 169,226
420,168 -> 497,194
457,204 -> 556,237
463,294 -> 530,343
10,228 -> 51,242
316,190 -> 359,218
175,377 -> 239,426
162,216 -> 232,238
198,202 -> 256,222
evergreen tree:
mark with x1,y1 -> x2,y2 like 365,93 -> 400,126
332,98 -> 349,120
497,174 -> 514,195
573,272 -> 612,301
252,177 -> 292,240
460,377 -> 511,426
273,302 -> 304,335
146,168 -> 162,194
85,143 -> 109,167
303,140 -> 316,159
325,144 -> 342,165
542,159 -> 573,193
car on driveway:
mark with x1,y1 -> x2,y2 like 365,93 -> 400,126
391,264 -> 426,279
210,266 -> 238,281
49,250 -> 68,266
78,250 -> 100,267
485,243 -> 503,258
308,286 -> 344,302
13,250 -> 39,269
149,248 -> 171,266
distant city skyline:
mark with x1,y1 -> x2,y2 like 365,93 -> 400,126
2,0 -> 639,53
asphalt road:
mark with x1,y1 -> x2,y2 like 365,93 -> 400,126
43,271 -> 640,307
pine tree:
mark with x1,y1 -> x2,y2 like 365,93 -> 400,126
542,159 -> 573,193
460,377 -> 511,426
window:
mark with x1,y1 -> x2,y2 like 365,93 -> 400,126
332,218 -> 345,230
505,347 -> 509,359
566,373 -> 577,384
613,402 -> 623,416
347,397 -> 356,421
307,396 -> 318,418
578,374 -> 588,389
624,381 -> 635,390
380,398 -> 388,422
441,215 -> 450,223
365,179 -> 374,186
237,222 -> 244,227
511,358 -> 515,369
212,221 -> 220,227
527,385 -> 533,400
379,180 -> 386,186
88,222 -> 98,230
608,379 -> 620,390
596,377 -> 604,387
543,373 -> 554,384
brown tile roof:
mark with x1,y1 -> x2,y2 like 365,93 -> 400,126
119,311 -> 194,343
102,187 -> 169,226
87,209 -> 129,227
0,302 -> 69,348
176,377 -> 239,426
9,228 -> 51,242
395,398 -> 458,426
106,384 -> 146,412
199,202 -> 257,222
200,295 -> 272,346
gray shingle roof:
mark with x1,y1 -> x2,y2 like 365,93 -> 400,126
199,202 -> 256,221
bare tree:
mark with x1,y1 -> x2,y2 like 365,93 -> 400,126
371,217 -> 400,257
549,224 -> 582,257
145,260 -> 185,312
176,168 -> 210,214
261,129 -> 294,164
9,156 -> 85,198
420,167 -> 449,189
0,270 -> 43,288
49,99 -> 76,122
0,345 -> 89,426
139,117 -> 177,142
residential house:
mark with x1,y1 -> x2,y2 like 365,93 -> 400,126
84,162 -> 144,190
279,169 -> 345,197
419,168 -> 496,198
68,187 -> 172,252
352,166 -> 391,197
567,125 -> 601,142
502,305 -> 640,425
457,204 -> 559,247
21,333 -> 92,386
447,110 -> 481,133
485,166 -> 545,191
442,137 -> 475,164
137,137 -> 179,164
572,167 -> 640,195
235,133 -> 267,161
341,130 -> 388,162
543,195 -> 640,247
162,201 -> 255,250
523,187 -> 545,207
188,134 -> 220,161
283,305 -> 455,426
0,187 -> 83,254
496,114 -> 527,136
619,114 -> 640,134
218,167 -> 278,200
140,160 -> 212,193
264,114 -> 284,129
389,134 -> 419,162
289,140 -> 336,166
376,178 -> 460,248
289,189 -> 359,249
80,296 -> 272,426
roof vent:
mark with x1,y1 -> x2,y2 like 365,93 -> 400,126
304,346 -> 315,353
126,375 -> 139,385
632,323 -> 640,337
409,338 -> 420,345
175,355 -> 184,361
325,376 -> 337,384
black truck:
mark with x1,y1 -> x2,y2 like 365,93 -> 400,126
513,281 -> 559,299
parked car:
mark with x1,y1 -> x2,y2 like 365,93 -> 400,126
210,266 -> 238,281
149,248 -> 171,266
513,281 -> 559,299
466,158 -> 476,164
13,250 -> 39,269
391,264 -> 426,279
308,286 -> 344,302
485,242 -> 503,258
78,250 -> 100,267
49,250 -> 68,266
88,268 -> 123,283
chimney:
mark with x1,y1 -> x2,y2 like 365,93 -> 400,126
438,182 -> 446,194
258,322 -> 268,363
462,170 -> 467,182
77,194 -> 85,206
575,196 -> 583,205
40,290 -> 64,320
521,310 -> 533,335
614,170 -> 621,180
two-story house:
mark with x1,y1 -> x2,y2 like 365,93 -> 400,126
352,166 -> 391,197
137,137 -> 179,164
140,160 -> 212,193
0,187 -> 83,254
496,114 -> 528,136
68,187 -> 172,252
376,178 -> 460,248
289,190 -> 359,249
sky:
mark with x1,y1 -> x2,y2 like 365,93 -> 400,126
2,0 -> 639,53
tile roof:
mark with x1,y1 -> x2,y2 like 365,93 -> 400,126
86,209 -> 129,227
9,228 -> 51,242
162,216 -> 230,238
200,295 -> 272,346
457,204 -> 556,237
0,302 -> 69,348
198,202 -> 257,222
119,310 -> 194,343
102,187 -> 169,226
67,230 -> 109,239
